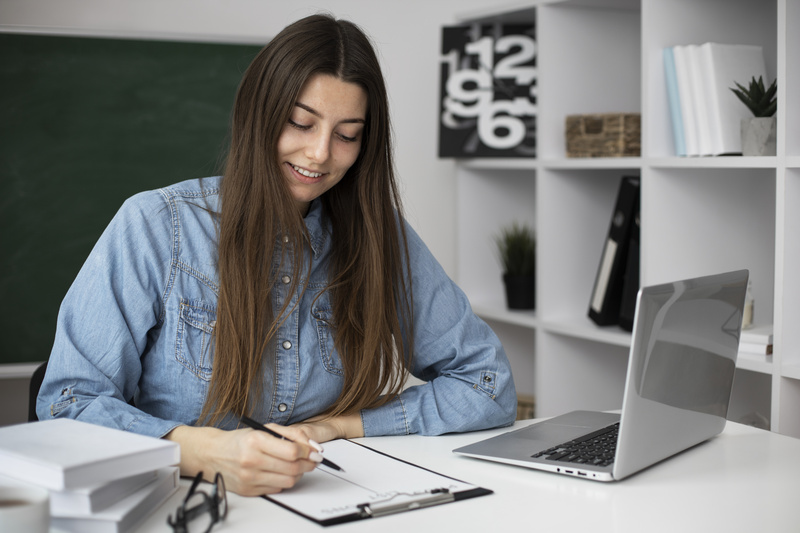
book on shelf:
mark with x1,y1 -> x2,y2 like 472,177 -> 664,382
739,324 -> 773,355
662,47 -> 686,156
672,45 -> 699,156
0,418 -> 179,491
51,467 -> 179,533
739,342 -> 773,356
687,44 -> 714,156
49,470 -> 158,516
589,176 -> 640,327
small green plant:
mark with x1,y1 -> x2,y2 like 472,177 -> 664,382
495,222 -> 536,277
730,75 -> 777,117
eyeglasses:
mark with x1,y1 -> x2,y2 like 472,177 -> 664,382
167,472 -> 228,533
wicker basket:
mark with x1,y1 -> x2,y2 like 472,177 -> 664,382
566,113 -> 641,157
516,394 -> 536,420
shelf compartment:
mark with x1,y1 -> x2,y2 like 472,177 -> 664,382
538,168 -> 639,321
642,167 -> 776,324
456,167 -> 536,310
536,332 -> 628,417
643,0 -> 777,159
538,2 -> 640,160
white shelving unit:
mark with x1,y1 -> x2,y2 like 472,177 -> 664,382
454,0 -> 799,438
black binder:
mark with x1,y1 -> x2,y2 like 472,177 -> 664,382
618,202 -> 640,331
589,176 -> 640,326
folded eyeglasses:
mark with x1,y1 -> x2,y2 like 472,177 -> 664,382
168,471 -> 228,533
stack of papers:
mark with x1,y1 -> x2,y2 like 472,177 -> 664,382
0,419 -> 180,533
739,324 -> 773,355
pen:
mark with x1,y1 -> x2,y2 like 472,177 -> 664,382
239,415 -> 345,472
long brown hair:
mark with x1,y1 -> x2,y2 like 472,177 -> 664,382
200,14 -> 413,425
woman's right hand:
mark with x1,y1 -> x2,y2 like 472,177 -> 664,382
164,424 -> 322,496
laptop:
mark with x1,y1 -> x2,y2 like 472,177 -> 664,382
454,269 -> 749,482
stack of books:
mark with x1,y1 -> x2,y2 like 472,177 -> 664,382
663,42 -> 768,156
0,418 -> 180,533
739,324 -> 774,356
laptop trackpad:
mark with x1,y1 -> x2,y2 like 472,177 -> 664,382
453,411 -> 620,459
510,411 -> 620,449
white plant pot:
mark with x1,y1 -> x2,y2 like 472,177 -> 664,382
741,116 -> 777,156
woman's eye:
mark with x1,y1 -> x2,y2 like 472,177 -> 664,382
288,118 -> 358,143
288,118 -> 311,131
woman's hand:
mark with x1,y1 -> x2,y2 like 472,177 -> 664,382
293,413 -> 365,443
164,424 -> 323,497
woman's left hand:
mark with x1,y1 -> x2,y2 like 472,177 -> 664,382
293,413 -> 364,443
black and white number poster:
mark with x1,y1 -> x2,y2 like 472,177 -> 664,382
439,24 -> 536,158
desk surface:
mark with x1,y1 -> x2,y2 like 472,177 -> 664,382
137,420 -> 800,533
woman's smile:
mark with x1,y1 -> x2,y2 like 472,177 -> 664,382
290,164 -> 325,180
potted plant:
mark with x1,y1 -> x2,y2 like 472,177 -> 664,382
730,75 -> 777,156
495,222 -> 536,310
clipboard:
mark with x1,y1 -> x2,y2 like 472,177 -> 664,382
264,439 -> 492,526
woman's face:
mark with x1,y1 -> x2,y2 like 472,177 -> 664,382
277,73 -> 368,215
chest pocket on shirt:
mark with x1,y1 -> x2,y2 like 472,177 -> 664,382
176,298 -> 216,381
312,304 -> 344,376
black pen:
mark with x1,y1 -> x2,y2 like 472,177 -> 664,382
239,415 -> 345,472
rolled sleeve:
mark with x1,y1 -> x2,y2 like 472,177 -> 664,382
361,396 -> 409,437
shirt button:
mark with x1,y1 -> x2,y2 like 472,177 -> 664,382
483,375 -> 493,383
278,403 -> 288,412
282,340 -> 292,350
282,235 -> 290,243
281,275 -> 291,284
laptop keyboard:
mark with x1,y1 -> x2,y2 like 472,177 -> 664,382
532,422 -> 620,467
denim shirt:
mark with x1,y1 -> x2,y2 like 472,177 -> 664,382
38,177 -> 516,438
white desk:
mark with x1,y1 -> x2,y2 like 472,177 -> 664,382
137,420 -> 800,532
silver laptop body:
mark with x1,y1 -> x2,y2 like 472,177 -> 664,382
454,269 -> 749,482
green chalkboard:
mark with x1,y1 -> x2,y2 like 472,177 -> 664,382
0,33 -> 262,364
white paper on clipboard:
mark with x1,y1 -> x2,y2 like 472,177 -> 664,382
265,439 -> 491,525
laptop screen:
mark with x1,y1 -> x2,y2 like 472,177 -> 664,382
615,269 -> 748,479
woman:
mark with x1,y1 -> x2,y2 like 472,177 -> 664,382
38,14 -> 516,496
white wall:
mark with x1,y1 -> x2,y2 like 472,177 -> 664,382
0,0 -> 494,276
